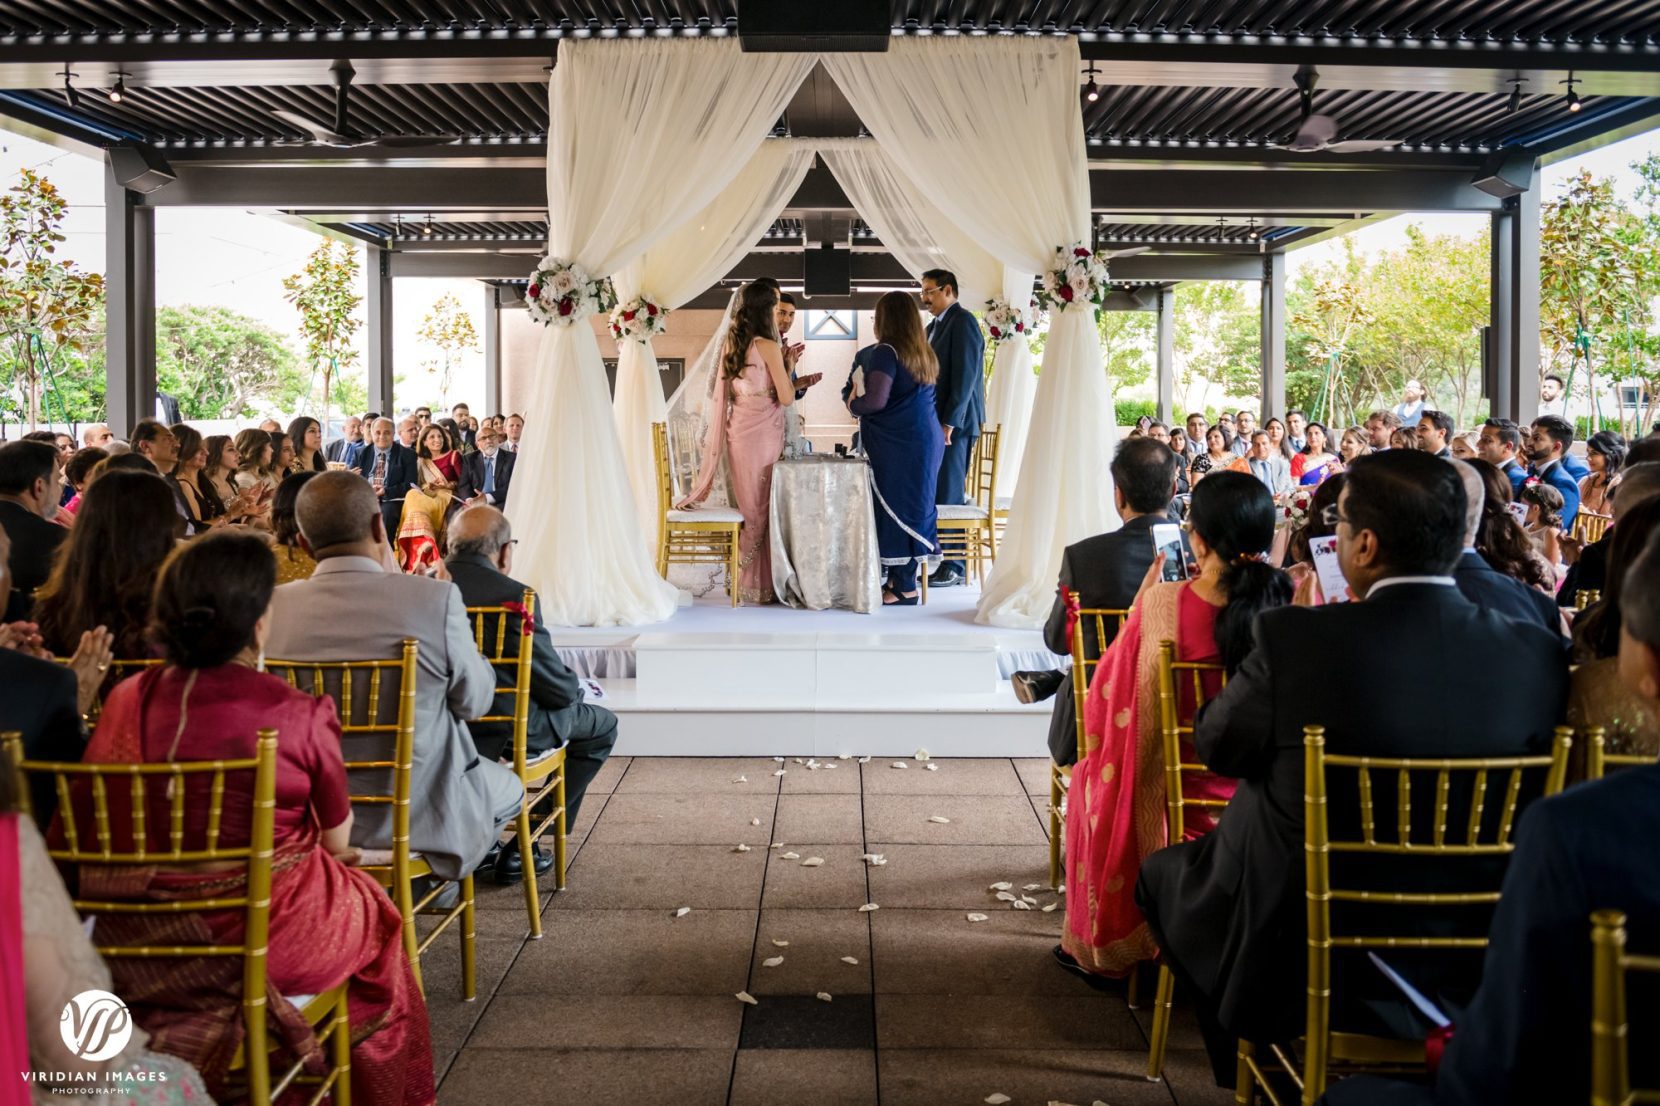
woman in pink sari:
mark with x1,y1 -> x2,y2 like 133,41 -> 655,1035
677,281 -> 796,605
1058,471 -> 1293,979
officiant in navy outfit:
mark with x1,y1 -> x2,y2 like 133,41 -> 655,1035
921,268 -> 985,587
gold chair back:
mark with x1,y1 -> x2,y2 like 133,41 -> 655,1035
652,420 -> 742,604
1575,511 -> 1613,545
1068,606 -> 1131,764
1577,589 -> 1604,612
52,656 -> 165,721
968,424 -> 1001,515
652,421 -> 675,554
1585,727 -> 1656,783
1592,909 -> 1660,1106
1154,641 -> 1231,844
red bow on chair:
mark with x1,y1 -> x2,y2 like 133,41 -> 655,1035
1425,1023 -> 1456,1077
502,600 -> 536,636
1062,586 -> 1081,644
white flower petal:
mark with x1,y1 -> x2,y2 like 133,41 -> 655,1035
891,762 -> 909,769
773,757 -> 786,763
966,912 -> 989,922
734,775 -> 748,783
816,992 -> 833,1003
915,749 -> 930,761
736,991 -> 758,1005
1020,895 -> 1038,905
840,956 -> 860,965
838,754 -> 852,760
926,764 -> 939,771
733,844 -> 751,853
858,903 -> 880,912
751,818 -> 762,826
989,881 -> 1014,891
781,851 -> 801,860
772,939 -> 790,947
1012,900 -> 1033,910
995,891 -> 1017,902
771,842 -> 785,849
801,857 -> 825,867
1023,884 -> 1044,891
774,769 -> 787,777
762,956 -> 784,968
858,756 -> 871,763
985,1094 -> 1011,1104
1042,902 -> 1059,913
927,816 -> 951,824
675,907 -> 691,917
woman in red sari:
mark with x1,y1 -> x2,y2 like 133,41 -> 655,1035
1057,471 -> 1292,979
397,423 -> 462,572
66,531 -> 434,1105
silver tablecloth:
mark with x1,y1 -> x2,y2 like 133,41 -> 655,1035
769,455 -> 881,613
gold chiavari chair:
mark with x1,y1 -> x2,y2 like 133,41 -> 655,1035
2,731 -> 352,1106
465,589 -> 567,940
263,640 -> 476,1001
1585,727 -> 1655,783
1575,511 -> 1614,546
1146,640 -> 1230,1081
1049,605 -> 1131,890
1577,589 -> 1604,612
1235,725 -> 1573,1105
52,656 -> 165,723
653,421 -> 742,606
1592,909 -> 1660,1106
934,423 -> 1002,587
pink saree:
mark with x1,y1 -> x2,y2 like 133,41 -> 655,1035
0,816 -> 25,1106
679,339 -> 785,605
1061,582 -> 1236,976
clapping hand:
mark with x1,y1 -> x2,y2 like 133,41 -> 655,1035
795,372 -> 822,390
0,620 -> 47,657
67,626 -> 115,717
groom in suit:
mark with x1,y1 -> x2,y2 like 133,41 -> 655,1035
921,268 -> 986,587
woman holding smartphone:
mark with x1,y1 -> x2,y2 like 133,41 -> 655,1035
1056,471 -> 1292,982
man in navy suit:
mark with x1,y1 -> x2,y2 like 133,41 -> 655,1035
921,268 -> 985,586
1477,418 -> 1529,498
456,425 -> 516,510
1526,414 -> 1581,528
1450,460 -> 1561,636
352,417 -> 419,541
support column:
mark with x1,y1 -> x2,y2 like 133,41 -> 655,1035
1487,163 -> 1541,424
1259,253 -> 1287,417
1155,286 -> 1175,424
366,245 -> 395,415
483,283 -> 502,415
1489,206 -> 1516,420
104,157 -> 155,435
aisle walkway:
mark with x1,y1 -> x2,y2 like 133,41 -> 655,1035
422,757 -> 1232,1106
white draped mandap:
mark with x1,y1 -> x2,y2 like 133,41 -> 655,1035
510,35 -> 1118,630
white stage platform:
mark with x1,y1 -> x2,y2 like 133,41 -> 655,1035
552,587 -> 1064,758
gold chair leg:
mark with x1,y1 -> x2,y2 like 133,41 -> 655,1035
553,771 -> 569,892
1146,963 -> 1176,1081
517,801 -> 543,939
331,990 -> 353,1106
460,874 -> 477,1002
729,530 -> 740,607
1048,768 -> 1063,888
1235,1040 -> 1256,1105
397,874 -> 424,997
1127,963 -> 1143,1009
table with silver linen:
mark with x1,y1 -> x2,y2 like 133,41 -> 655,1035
768,455 -> 881,613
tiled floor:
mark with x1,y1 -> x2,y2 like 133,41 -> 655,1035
422,756 -> 1234,1106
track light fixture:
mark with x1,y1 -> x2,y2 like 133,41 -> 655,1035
108,71 -> 128,104
1246,217 -> 1260,241
1562,72 -> 1582,113
60,66 -> 80,109
392,213 -> 404,238
1082,64 -> 1101,103
1505,74 -> 1525,114
422,213 -> 434,235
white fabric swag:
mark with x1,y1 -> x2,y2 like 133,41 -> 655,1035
984,268 -> 1039,501
821,37 -> 1119,628
611,140 -> 818,554
508,39 -> 814,626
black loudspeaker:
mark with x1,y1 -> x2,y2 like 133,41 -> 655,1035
108,145 -> 176,194
1471,150 -> 1535,200
739,0 -> 889,52
804,245 -> 851,297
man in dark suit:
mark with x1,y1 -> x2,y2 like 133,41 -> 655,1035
324,415 -> 368,466
1450,460 -> 1562,635
352,417 -> 419,542
444,506 -> 618,883
0,441 -> 67,621
921,268 -> 985,586
1476,418 -> 1528,498
1137,450 -> 1569,1085
1324,532 -> 1660,1106
1010,438 -> 1180,763
455,425 -> 516,510
1526,414 -> 1582,527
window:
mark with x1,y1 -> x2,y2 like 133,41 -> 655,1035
804,309 -> 857,341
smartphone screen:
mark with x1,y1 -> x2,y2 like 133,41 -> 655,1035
1309,534 -> 1351,603
1151,523 -> 1191,581
1507,501 -> 1529,525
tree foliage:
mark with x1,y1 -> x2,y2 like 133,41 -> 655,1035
1173,281 -> 1259,411
282,239 -> 362,420
155,304 -> 304,419
0,168 -> 105,428
416,292 -> 478,402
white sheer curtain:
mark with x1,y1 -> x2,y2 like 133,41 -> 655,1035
985,269 -> 1038,500
611,140 -> 818,551
822,38 -> 1118,628
509,39 -> 814,626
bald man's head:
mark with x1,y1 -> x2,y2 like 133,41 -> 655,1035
448,504 -> 511,559
1454,460 -> 1485,547
296,471 -> 383,552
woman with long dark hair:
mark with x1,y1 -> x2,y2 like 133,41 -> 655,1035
677,280 -> 795,604
1470,459 -> 1555,593
396,423 -> 462,572
1579,430 -> 1626,516
1058,470 -> 1293,979
844,291 -> 944,605
168,424 -> 222,531
34,469 -> 182,659
285,415 -> 327,475
1291,421 -> 1341,485
1263,416 -> 1297,462
272,470 -> 321,583
1568,496 -> 1660,764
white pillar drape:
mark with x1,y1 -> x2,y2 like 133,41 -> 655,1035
985,269 -> 1038,500
509,39 -> 815,626
611,140 -> 818,553
822,38 -> 1119,628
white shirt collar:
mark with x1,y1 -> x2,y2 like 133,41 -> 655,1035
1367,574 -> 1457,596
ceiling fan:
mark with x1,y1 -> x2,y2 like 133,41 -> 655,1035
273,59 -> 460,149
1268,67 -> 1405,154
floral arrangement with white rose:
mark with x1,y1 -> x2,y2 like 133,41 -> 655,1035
608,296 -> 670,343
1276,487 -> 1316,530
525,257 -> 615,327
982,298 -> 1039,345
1035,244 -> 1111,314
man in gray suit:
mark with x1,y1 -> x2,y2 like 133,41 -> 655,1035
264,472 -> 523,882
1244,430 -> 1291,496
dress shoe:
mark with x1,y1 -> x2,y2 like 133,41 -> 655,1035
410,875 -> 462,912
1051,944 -> 1118,994
493,843 -> 554,885
928,566 -> 964,587
473,842 -> 503,876
1012,669 -> 1065,704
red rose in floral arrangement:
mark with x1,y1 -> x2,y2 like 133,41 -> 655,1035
1014,322 -> 1025,332
558,299 -> 573,316
989,327 -> 1004,339
645,303 -> 659,316
528,283 -> 541,299
623,310 -> 637,322
1074,247 -> 1090,258
1058,285 -> 1074,302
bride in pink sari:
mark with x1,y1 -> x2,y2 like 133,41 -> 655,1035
1058,471 -> 1293,978
677,281 -> 797,605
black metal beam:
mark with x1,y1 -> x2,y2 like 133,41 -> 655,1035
1076,35 -> 1660,75
1092,169 -> 1506,214
1108,254 -> 1272,282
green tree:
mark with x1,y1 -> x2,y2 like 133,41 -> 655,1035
154,304 -> 304,419
0,168 -> 105,428
282,240 -> 362,421
1097,309 -> 1154,393
416,292 -> 478,402
1174,282 -> 1259,412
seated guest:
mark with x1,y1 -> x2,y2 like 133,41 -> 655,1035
130,419 -> 189,530
1058,471 -> 1291,980
0,441 -> 67,621
456,425 -> 517,512
1526,415 -> 1582,526
1580,429 -> 1625,516
1292,422 -> 1343,484
263,472 -> 522,881
504,412 -> 524,453
80,423 -> 114,448
1245,430 -> 1292,496
168,424 -> 224,532
4,767 -> 209,1102
232,427 -> 279,528
444,506 -> 617,882
201,434 -> 259,527
1282,475 -> 1346,605
1567,495 -> 1660,767
269,431 -> 296,475
1519,483 -> 1566,572
397,417 -> 420,449
1415,409 -> 1454,458
1462,459 -> 1558,609
1191,425 -> 1238,483
1363,409 -> 1400,452
34,470 -> 181,660
1322,530 -> 1660,1106
1011,438 -> 1181,764
397,422 -> 463,572
1338,426 -> 1372,466
70,530 -> 433,1104
1137,449 -> 1569,1085
324,414 -> 365,465
285,415 -> 327,475
1560,456 -> 1660,606
271,471 -> 321,584
56,445 -> 107,525
353,417 -> 419,548
1477,418 -> 1529,496
1449,430 -> 1479,460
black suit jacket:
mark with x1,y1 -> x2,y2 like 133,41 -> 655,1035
445,553 -> 584,762
0,500 -> 67,621
1454,550 -> 1561,637
351,442 -> 419,502
0,648 -> 83,827
1041,513 -> 1161,763
926,302 -> 985,435
455,450 -> 515,510
1141,583 -> 1568,1046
